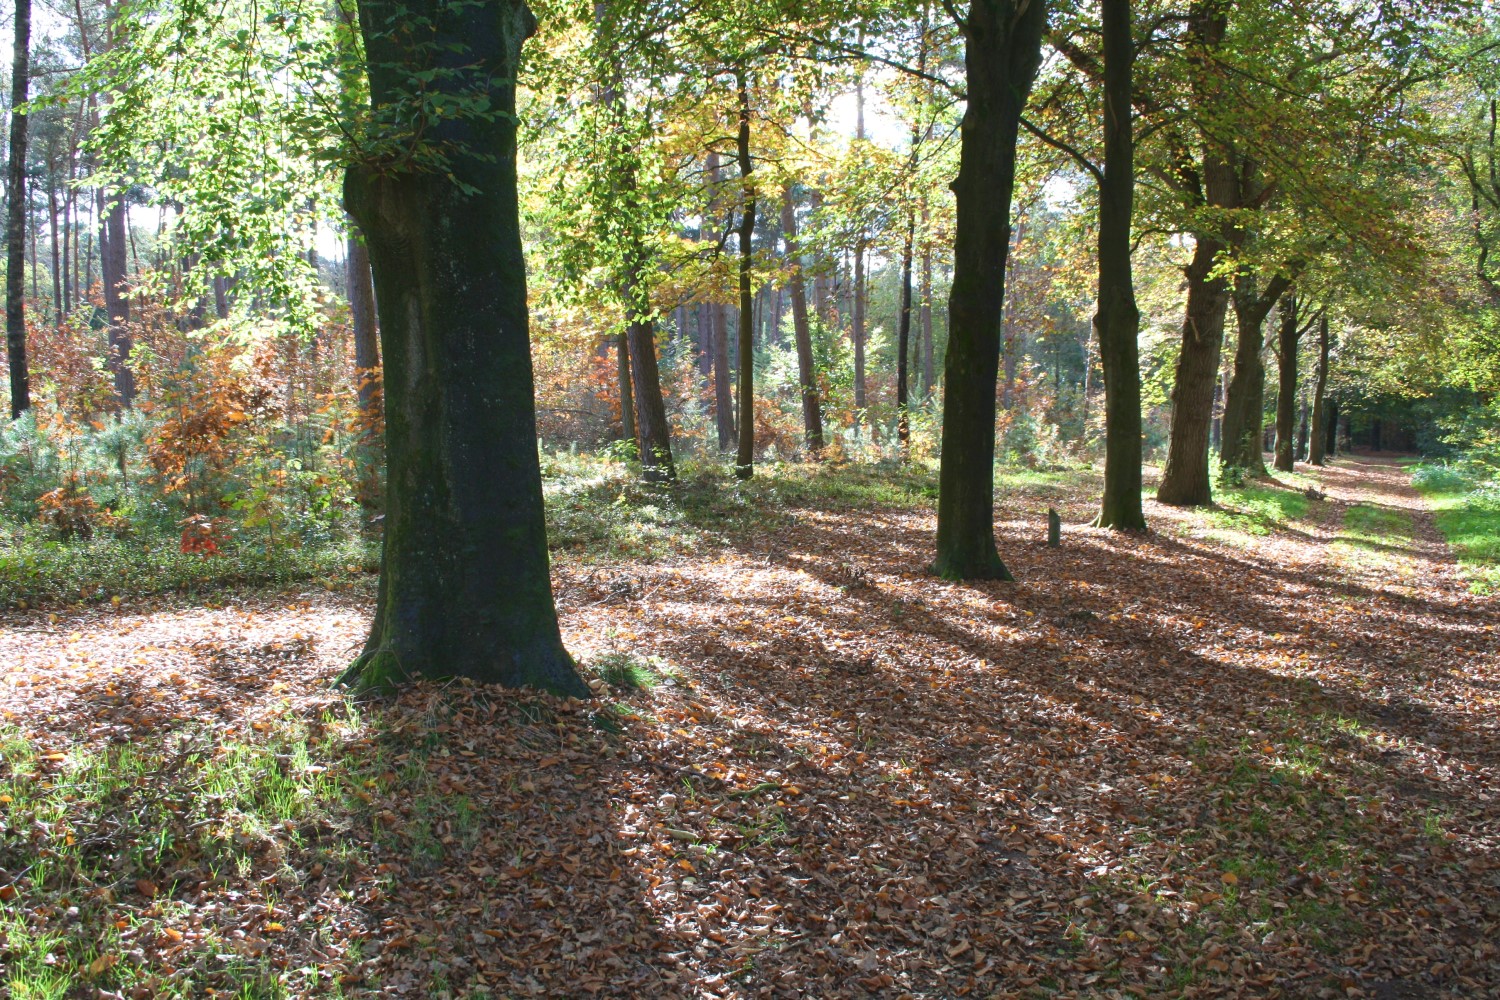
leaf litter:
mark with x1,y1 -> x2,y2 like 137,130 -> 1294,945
0,457 -> 1495,998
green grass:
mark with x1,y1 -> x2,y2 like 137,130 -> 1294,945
1410,466 -> 1500,594
0,532 -> 378,609
1203,482 -> 1311,537
0,710 -> 366,998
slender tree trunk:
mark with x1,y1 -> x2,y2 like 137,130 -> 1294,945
61,187 -> 72,315
1309,314 -> 1330,466
616,331 -> 635,443
932,0 -> 1046,580
712,301 -> 734,450
5,0 -> 31,418
920,202 -> 934,395
347,228 -> 380,431
897,207 -> 915,457
341,0 -> 585,696
1092,0 -> 1145,530
1294,394 -> 1309,461
734,74 -> 757,480
852,242 -> 866,414
624,253 -> 676,482
1273,293 -> 1300,472
47,181 -> 61,323
782,187 -> 823,455
101,193 -> 134,405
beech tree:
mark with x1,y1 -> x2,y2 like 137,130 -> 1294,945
6,0 -> 32,418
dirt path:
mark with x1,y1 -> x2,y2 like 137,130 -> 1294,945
1310,455 -> 1472,598
2,458 -> 1497,999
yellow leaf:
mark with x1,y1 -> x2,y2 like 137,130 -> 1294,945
1220,872 -> 1238,885
87,954 -> 117,976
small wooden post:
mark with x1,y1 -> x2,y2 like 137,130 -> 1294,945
1047,508 -> 1061,547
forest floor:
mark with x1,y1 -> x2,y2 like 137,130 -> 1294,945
1,455 -> 1496,1000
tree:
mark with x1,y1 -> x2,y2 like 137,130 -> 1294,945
1090,0 -> 1144,530
734,72 -> 758,479
781,186 -> 825,453
6,0 -> 32,419
339,0 -> 585,695
1308,311 -> 1331,466
931,0 -> 1046,580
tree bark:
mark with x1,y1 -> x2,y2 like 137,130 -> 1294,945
347,228 -> 380,429
6,0 -> 32,418
47,180 -> 61,323
1220,270 -> 1292,477
919,201 -> 934,395
1273,292 -> 1300,473
616,330 -> 634,443
1092,0 -> 1145,530
734,74 -> 756,480
897,206 -> 915,457
1309,313 -> 1330,466
101,193 -> 134,406
781,187 -> 823,455
624,251 -> 676,482
1155,159 -> 1235,506
931,0 -> 1046,580
341,0 -> 584,696
706,151 -> 736,452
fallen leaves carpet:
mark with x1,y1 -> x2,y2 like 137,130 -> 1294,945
0,456 -> 1495,999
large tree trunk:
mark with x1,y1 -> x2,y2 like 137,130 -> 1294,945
340,0 -> 584,696
734,74 -> 756,480
1092,0 -> 1144,530
1155,172 -> 1233,507
6,0 -> 31,418
1309,313 -> 1330,466
1220,268 -> 1293,477
1273,292 -> 1300,472
931,0 -> 1046,580
781,187 -> 823,456
101,193 -> 134,406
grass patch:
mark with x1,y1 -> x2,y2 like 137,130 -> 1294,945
1203,483 -> 1311,537
1411,465 -> 1500,594
0,533 -> 378,609
0,710 -> 366,998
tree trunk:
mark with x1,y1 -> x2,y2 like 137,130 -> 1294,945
1273,292 -> 1300,472
781,187 -> 823,456
624,253 -> 676,482
6,0 -> 32,418
340,0 -> 585,696
1294,394 -> 1309,461
712,301 -> 734,451
931,0 -> 1046,580
1220,270 -> 1292,478
48,181 -> 62,324
897,206 -> 915,457
102,193 -> 134,406
852,241 -> 866,414
1092,0 -> 1145,530
616,331 -> 634,443
734,74 -> 757,480
1309,313 -> 1330,466
920,202 -> 935,395
1155,192 -> 1233,506
347,228 -> 380,429
61,187 -> 72,315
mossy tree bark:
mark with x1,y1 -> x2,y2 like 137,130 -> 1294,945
1092,0 -> 1145,531
931,0 -> 1046,581
341,0 -> 585,696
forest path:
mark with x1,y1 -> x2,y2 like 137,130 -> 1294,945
1,457 -> 1497,999
1307,455 -> 1470,600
